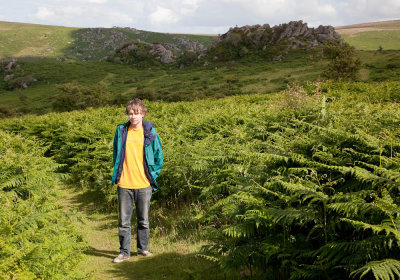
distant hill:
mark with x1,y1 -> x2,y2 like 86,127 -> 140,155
0,21 -> 215,61
2,19 -> 399,62
335,20 -> 400,50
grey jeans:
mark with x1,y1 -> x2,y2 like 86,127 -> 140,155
117,186 -> 152,256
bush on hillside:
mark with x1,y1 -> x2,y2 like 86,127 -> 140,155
53,82 -> 112,112
177,50 -> 199,67
1,59 -> 38,90
0,105 -> 16,118
322,41 -> 361,81
134,87 -> 159,101
110,41 -> 161,67
6,75 -> 37,90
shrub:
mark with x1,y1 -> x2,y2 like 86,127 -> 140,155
135,87 -> 158,101
177,51 -> 199,66
0,105 -> 16,118
322,41 -> 361,81
386,62 -> 400,69
53,82 -> 112,112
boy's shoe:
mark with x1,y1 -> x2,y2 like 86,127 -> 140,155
138,250 -> 153,257
113,254 -> 130,263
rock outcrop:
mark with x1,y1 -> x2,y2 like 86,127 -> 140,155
1,58 -> 37,89
112,41 -> 177,64
172,37 -> 205,52
211,21 -> 343,60
66,20 -> 344,65
149,43 -> 175,63
64,27 -> 207,62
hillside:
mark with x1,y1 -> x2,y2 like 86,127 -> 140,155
1,20 -> 400,117
0,21 -> 215,61
335,20 -> 400,50
1,19 -> 399,61
0,21 -> 78,58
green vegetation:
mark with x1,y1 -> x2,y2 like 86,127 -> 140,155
58,180 -> 228,280
1,20 -> 400,117
1,48 -> 400,116
1,20 -> 400,279
0,131 -> 86,279
52,82 -> 113,112
336,20 -> 400,51
1,80 -> 400,279
0,49 -> 324,114
0,21 -> 215,61
0,21 -> 78,58
341,31 -> 400,51
322,42 -> 361,80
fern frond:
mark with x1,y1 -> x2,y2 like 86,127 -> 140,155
351,259 -> 400,280
312,236 -> 394,265
197,254 -> 220,263
328,201 -> 373,218
264,207 -> 320,226
223,223 -> 256,238
341,218 -> 400,239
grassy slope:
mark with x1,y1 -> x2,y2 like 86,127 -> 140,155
2,49 -> 400,115
0,21 -> 215,61
0,21 -> 78,58
335,20 -> 400,50
0,50 -> 326,114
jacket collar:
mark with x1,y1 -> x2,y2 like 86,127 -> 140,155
123,120 -> 155,146
142,120 -> 155,146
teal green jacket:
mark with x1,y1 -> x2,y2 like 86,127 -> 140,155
112,120 -> 163,191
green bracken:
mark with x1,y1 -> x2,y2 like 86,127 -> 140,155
1,80 -> 400,279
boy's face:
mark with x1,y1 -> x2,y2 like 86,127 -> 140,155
127,109 -> 145,127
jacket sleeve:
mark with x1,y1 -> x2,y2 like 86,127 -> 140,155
112,126 -> 119,166
151,128 -> 163,179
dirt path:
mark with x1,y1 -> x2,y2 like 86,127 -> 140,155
57,185 -> 222,280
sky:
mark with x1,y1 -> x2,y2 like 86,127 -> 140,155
0,0 -> 399,34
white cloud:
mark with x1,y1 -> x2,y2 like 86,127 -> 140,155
35,7 -> 55,20
3,0 -> 400,34
181,0 -> 200,14
29,4 -> 133,27
227,0 -> 337,27
108,11 -> 134,24
149,6 -> 179,26
66,0 -> 108,3
32,6 -> 83,22
60,6 -> 84,16
83,0 -> 108,3
341,0 -> 400,23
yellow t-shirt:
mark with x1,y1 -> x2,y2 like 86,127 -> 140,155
118,126 -> 150,189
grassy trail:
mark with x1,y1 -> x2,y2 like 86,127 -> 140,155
57,185 -> 223,280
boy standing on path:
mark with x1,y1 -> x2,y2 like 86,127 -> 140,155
111,98 -> 163,263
